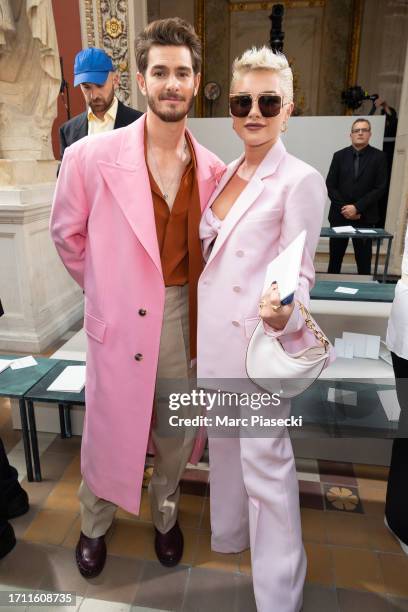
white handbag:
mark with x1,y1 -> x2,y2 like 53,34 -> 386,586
245,301 -> 330,398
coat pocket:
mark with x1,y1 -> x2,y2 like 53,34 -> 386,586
84,312 -> 106,343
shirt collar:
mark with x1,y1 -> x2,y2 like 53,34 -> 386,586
88,95 -> 118,122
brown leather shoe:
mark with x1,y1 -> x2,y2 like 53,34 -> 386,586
75,531 -> 106,578
154,521 -> 184,567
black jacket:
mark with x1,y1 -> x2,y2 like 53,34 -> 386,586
59,99 -> 142,160
326,144 -> 388,226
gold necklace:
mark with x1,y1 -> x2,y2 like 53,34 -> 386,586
148,140 -> 188,201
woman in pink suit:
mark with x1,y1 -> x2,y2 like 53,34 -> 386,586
197,47 -> 328,611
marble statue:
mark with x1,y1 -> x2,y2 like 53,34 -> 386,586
0,0 -> 61,160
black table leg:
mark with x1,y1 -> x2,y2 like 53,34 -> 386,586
384,237 -> 393,281
27,399 -> 42,482
19,398 -> 33,482
374,238 -> 381,279
63,404 -> 72,438
58,403 -> 67,438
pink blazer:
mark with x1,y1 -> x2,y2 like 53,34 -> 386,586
197,138 -> 333,381
50,115 -> 225,513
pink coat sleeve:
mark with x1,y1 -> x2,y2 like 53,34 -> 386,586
264,169 -> 329,351
50,145 -> 89,289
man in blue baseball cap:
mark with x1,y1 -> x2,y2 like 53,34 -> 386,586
59,47 -> 142,160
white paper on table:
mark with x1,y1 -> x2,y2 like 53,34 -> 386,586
342,332 -> 380,360
0,359 -> 12,373
334,286 -> 359,295
334,338 -> 354,359
47,366 -> 86,393
377,389 -> 401,421
332,226 -> 356,233
357,229 -> 377,234
344,342 -> 354,359
262,230 -> 306,300
379,342 -> 393,366
10,356 -> 38,370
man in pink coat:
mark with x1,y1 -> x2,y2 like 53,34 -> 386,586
50,18 -> 224,578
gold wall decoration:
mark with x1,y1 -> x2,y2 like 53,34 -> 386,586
345,0 -> 364,90
195,0 -> 206,117
84,0 -> 96,47
80,0 -> 132,105
344,0 -> 364,116
229,1 -> 325,11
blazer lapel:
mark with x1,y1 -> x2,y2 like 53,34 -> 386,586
206,138 -> 286,266
96,116 -> 162,278
113,99 -> 127,129
73,112 -> 88,143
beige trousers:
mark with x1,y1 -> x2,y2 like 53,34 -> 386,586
79,285 -> 197,537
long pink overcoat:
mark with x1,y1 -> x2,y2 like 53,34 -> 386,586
50,115 -> 225,514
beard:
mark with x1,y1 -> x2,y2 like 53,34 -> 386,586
147,90 -> 195,122
89,87 -> 115,115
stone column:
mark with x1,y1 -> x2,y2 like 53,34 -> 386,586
0,0 -> 83,352
386,40 -> 408,275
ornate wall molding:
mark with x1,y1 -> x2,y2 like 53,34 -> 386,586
345,0 -> 364,92
80,0 -> 132,105
229,1 -> 325,11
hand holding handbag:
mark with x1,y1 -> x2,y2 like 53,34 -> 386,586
245,301 -> 330,398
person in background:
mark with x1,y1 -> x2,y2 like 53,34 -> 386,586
0,301 -> 30,559
326,118 -> 388,274
385,224 -> 408,555
374,97 -> 398,228
59,47 -> 142,160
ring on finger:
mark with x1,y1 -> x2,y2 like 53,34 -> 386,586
271,304 -> 282,312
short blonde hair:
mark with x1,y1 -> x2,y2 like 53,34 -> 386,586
231,46 -> 293,103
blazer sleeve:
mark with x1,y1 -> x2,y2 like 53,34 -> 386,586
265,169 -> 327,340
59,125 -> 68,160
326,152 -> 345,209
355,151 -> 388,214
50,145 -> 89,289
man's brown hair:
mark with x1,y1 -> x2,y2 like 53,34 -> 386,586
135,18 -> 202,74
351,118 -> 371,131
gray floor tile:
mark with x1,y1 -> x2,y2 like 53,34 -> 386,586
302,584 -> 338,612
79,599 -> 130,612
38,545 -> 90,596
234,574 -> 257,612
84,554 -> 144,605
387,596 -> 408,611
131,561 -> 189,611
337,588 -> 389,611
0,541 -> 51,590
182,568 -> 237,612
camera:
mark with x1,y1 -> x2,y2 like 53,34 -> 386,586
341,86 -> 379,114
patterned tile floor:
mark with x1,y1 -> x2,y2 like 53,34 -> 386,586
1,330 -> 408,610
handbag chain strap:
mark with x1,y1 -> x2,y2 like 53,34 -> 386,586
297,301 -> 330,350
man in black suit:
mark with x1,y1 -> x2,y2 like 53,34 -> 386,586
59,48 -> 142,160
326,118 -> 388,274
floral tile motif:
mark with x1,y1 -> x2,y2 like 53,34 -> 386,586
323,484 -> 364,514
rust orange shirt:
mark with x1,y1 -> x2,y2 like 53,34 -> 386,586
147,134 -> 203,359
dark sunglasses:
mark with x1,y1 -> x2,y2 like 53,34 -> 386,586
229,93 -> 284,118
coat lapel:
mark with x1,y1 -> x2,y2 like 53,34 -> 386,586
73,112 -> 88,142
206,138 -> 286,265
186,129 -> 224,212
96,116 -> 162,278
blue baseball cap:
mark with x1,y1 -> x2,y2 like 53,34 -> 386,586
74,48 -> 114,87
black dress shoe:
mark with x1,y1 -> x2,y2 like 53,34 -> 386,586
154,521 -> 184,567
7,487 -> 29,519
75,531 -> 106,578
0,522 -> 16,559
